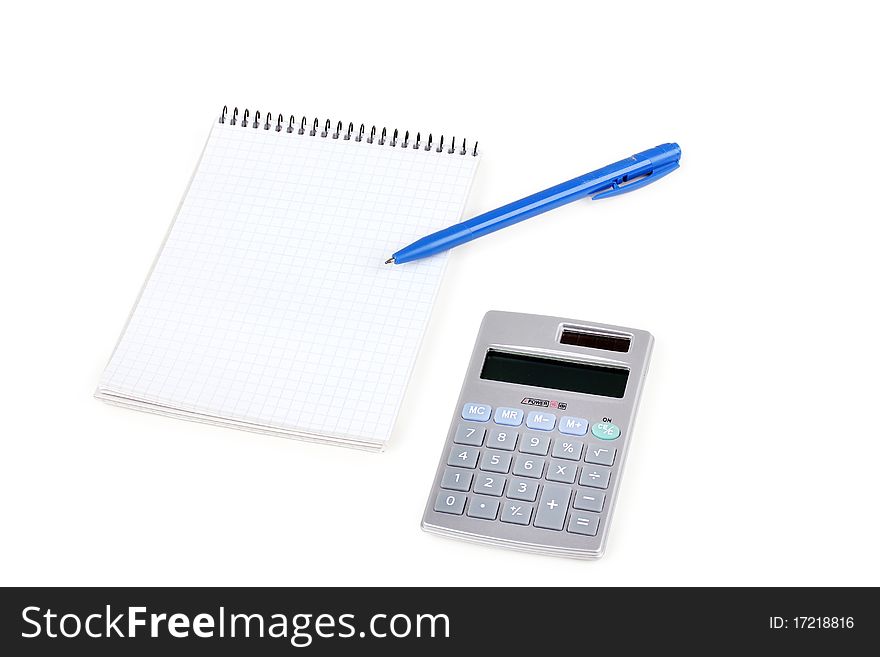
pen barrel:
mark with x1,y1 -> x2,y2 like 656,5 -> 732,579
392,143 -> 680,264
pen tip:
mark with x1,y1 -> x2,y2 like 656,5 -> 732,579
384,257 -> 395,265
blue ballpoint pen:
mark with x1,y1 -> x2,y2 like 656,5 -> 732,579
385,143 -> 681,264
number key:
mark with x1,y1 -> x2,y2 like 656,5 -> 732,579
487,428 -> 518,451
474,472 -> 506,496
480,449 -> 512,473
453,424 -> 485,446
434,491 -> 466,515
440,467 -> 473,492
512,455 -> 545,478
447,445 -> 479,469
507,477 -> 539,502
520,433 -> 551,456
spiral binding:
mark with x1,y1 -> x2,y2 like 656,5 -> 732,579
218,105 -> 478,156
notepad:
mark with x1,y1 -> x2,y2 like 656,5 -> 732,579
97,108 -> 480,450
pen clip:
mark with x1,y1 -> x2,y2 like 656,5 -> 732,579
591,162 -> 680,200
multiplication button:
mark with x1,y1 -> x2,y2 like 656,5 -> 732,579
546,459 -> 577,484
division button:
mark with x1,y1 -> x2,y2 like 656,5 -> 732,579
579,464 -> 611,489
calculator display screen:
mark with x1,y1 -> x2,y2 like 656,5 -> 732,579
480,350 -> 629,398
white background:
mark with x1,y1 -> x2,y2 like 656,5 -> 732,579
1,1 -> 878,586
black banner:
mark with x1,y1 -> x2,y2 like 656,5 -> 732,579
1,587 -> 873,655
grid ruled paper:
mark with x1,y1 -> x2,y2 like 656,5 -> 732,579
98,121 -> 479,447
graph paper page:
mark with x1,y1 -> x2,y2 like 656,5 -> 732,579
99,121 -> 479,444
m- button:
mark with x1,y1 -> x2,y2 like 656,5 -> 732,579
526,411 -> 556,431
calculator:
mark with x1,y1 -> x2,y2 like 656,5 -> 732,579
421,311 -> 653,559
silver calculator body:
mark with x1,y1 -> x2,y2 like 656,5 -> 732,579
421,311 -> 653,559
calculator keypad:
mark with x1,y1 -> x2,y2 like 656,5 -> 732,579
436,401 -> 625,540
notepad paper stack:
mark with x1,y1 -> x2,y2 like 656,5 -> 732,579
97,107 -> 480,450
